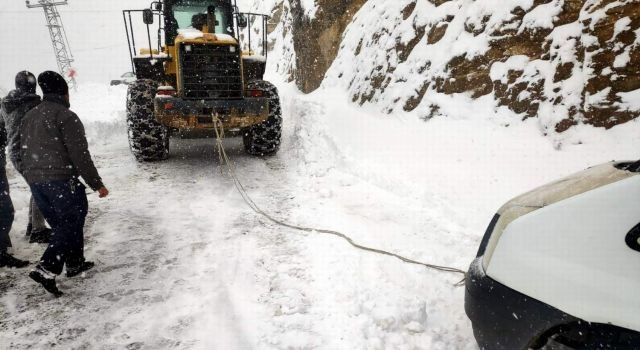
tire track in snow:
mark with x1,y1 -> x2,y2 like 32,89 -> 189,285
0,133 -> 297,349
228,143 -> 324,348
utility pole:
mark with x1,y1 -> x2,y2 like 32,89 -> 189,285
25,0 -> 76,90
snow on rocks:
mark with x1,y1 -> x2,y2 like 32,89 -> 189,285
250,0 -> 296,79
299,0 -> 319,19
322,0 -> 640,133
489,55 -> 532,84
616,89 -> 640,112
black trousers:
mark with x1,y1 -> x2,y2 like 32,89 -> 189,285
30,178 -> 88,275
0,166 -> 14,253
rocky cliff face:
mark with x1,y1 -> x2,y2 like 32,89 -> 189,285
289,0 -> 367,92
261,0 -> 639,132
256,0 -> 367,90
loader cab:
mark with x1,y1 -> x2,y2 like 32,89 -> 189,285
164,0 -> 236,45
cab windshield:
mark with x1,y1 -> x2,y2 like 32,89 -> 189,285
172,1 -> 233,34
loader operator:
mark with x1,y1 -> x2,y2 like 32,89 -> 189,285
191,13 -> 207,30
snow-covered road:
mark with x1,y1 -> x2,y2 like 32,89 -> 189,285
1,80 -> 638,349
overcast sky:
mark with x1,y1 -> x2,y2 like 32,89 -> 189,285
0,0 -> 254,90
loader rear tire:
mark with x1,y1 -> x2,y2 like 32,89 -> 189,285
243,80 -> 282,156
126,79 -> 169,161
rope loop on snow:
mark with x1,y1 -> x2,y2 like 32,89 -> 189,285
211,115 -> 467,287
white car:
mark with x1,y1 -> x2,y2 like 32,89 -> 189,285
110,72 -> 136,86
465,160 -> 640,349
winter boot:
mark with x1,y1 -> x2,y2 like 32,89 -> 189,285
29,265 -> 63,297
66,261 -> 95,278
29,228 -> 52,244
0,252 -> 30,268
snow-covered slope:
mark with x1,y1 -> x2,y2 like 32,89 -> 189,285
332,0 -> 639,130
261,0 -> 640,134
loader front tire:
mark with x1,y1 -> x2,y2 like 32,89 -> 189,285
243,80 -> 282,156
126,79 -> 169,161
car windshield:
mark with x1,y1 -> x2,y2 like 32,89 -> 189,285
172,1 -> 232,34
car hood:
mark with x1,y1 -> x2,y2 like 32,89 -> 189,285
483,161 -> 638,271
498,161 -> 636,214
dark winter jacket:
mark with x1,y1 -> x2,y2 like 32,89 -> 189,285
19,94 -> 104,191
0,90 -> 41,169
0,115 -> 6,168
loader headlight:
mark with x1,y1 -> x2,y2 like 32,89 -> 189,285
229,46 -> 236,53
185,45 -> 192,52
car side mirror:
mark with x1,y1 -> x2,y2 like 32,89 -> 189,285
143,9 -> 154,25
237,14 -> 248,28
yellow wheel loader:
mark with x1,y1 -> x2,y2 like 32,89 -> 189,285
123,0 -> 280,161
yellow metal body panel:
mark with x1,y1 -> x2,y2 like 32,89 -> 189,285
164,46 -> 177,76
146,33 -> 270,131
157,112 -> 268,130
173,34 -> 242,96
139,48 -> 160,55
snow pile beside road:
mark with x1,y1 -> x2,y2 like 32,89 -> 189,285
258,76 -> 639,348
72,83 -> 127,124
70,83 -> 129,150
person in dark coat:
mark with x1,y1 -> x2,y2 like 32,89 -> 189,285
19,71 -> 109,296
0,71 -> 52,244
0,106 -> 29,268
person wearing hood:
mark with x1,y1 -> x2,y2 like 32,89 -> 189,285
0,104 -> 29,269
19,71 -> 109,296
0,71 -> 52,244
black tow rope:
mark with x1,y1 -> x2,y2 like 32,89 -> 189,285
211,116 -> 467,287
